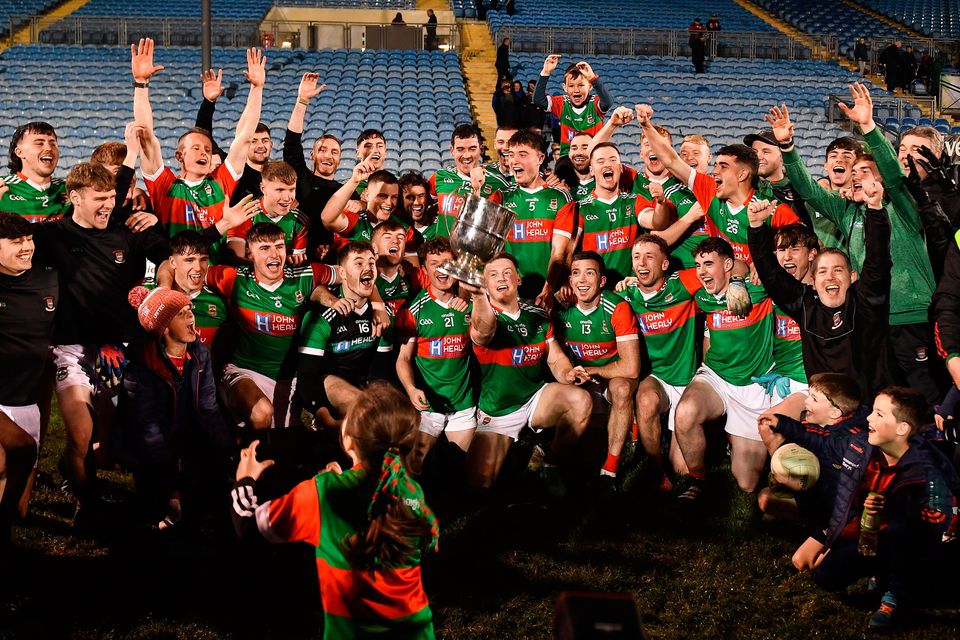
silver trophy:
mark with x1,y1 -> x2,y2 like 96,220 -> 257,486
438,193 -> 517,288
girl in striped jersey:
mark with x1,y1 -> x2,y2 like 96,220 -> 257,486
232,382 -> 439,639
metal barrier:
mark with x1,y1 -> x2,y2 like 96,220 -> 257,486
8,15 -> 458,51
494,26 -> 840,61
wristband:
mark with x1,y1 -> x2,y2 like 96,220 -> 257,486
133,80 -> 149,88
298,98 -> 309,106
778,139 -> 793,150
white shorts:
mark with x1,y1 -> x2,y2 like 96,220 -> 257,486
0,403 -> 41,467
53,343 -> 104,394
222,363 -> 299,428
419,406 -> 477,438
649,375 -> 685,432
783,379 -> 809,399
476,384 -> 547,441
692,366 -> 772,442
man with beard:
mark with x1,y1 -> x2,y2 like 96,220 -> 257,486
744,129 -> 812,228
573,143 -> 670,284
568,107 -> 638,202
285,72 -> 342,262
298,242 -> 392,421
483,125 -> 518,185
399,172 -> 434,245
395,237 -> 477,472
1,121 -> 70,222
637,104 -> 799,264
429,124 -> 510,237
321,162 -> 413,254
206,222 -> 338,431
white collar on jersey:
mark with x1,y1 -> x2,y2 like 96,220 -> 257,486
576,302 -> 600,315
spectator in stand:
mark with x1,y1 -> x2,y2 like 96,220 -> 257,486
496,37 -> 512,82
426,9 -> 438,50
391,12 -> 405,25
880,40 -> 903,93
855,38 -> 869,77
901,45 -> 918,92
706,14 -> 721,31
688,18 -> 706,37
690,31 -> 706,74
492,79 -> 521,128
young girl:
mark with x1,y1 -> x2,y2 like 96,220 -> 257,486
231,382 -> 439,639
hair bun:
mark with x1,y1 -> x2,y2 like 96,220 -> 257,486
128,285 -> 150,309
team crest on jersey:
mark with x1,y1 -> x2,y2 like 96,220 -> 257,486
207,304 -> 217,316
295,290 -> 304,304
42,295 -> 56,311
113,250 -> 126,264
204,184 -> 213,197
664,293 -> 674,303
550,199 -> 557,209
831,311 -> 843,329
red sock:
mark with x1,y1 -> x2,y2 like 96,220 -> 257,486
687,465 -> 706,481
601,453 -> 619,475
631,421 -> 639,442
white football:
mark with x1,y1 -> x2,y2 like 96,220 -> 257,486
770,444 -> 820,492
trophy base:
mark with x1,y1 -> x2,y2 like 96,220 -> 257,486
438,254 -> 484,288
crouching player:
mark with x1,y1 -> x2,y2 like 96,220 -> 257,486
395,238 -> 476,473
555,252 -> 639,487
764,387 -> 960,630
464,253 -> 592,495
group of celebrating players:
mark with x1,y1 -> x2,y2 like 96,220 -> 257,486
2,38 -> 960,634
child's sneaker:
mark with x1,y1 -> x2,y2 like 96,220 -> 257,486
868,592 -> 897,631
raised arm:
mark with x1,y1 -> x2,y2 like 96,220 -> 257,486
577,61 -> 612,113
588,106 -> 633,150
533,54 -> 560,109
746,200 -> 807,320
635,104 -> 692,186
131,38 -> 165,176
224,48 -> 266,175
287,72 -> 326,136
196,68 -> 225,156
321,160 -> 375,234
652,202 -> 705,247
467,285 -> 497,347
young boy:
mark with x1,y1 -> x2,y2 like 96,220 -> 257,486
757,373 -> 866,530
765,386 -> 960,630
533,56 -> 613,155
227,160 -> 309,265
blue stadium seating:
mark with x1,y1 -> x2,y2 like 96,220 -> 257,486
74,0 -> 273,19
858,0 -> 960,38
0,46 -> 471,181
0,0 -> 63,37
274,0 -> 414,7
486,0 -> 777,31
754,0 -> 912,57
511,53 -> 911,175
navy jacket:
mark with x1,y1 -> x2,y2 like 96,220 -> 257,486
773,418 -> 960,548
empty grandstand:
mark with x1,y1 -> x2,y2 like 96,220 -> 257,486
857,0 -> 960,38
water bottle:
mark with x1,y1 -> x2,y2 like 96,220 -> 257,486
858,491 -> 880,557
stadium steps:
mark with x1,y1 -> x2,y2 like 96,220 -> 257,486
0,0 -> 91,53
845,0 -> 928,39
416,0 -> 449,10
459,19 -> 499,149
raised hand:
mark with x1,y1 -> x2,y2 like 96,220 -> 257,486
634,103 -> 654,127
541,54 -> 561,75
297,72 -> 326,101
123,121 -> 144,155
747,198 -> 776,226
838,82 -> 874,129
576,61 -> 597,80
244,48 -> 266,88
202,68 -> 224,101
236,441 -> 274,481
609,106 -> 634,126
860,179 -> 885,209
220,193 -> 259,231
648,181 -> 665,204
764,104 -> 794,144
130,37 -> 165,82
351,159 -> 376,184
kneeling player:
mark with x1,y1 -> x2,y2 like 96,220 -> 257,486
298,242 -> 392,422
465,253 -> 592,493
556,252 -> 639,484
396,238 -> 476,472
674,238 -> 775,499
617,235 -> 701,491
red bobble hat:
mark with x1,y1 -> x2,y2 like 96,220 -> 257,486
128,286 -> 191,335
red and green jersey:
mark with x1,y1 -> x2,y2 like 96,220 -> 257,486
618,269 -> 701,386
429,167 -> 509,236
250,469 -> 434,639
575,191 -> 655,283
335,209 -> 416,253
687,172 -> 799,264
502,185 -> 574,282
206,262 -> 336,380
575,164 -> 638,202
546,94 -> 606,154
695,282 -> 775,386
555,291 -> 637,367
376,264 -> 421,315
773,303 -> 806,383
0,174 -> 70,222
474,302 -> 553,416
395,289 -> 475,413
227,201 -> 308,258
483,161 -> 513,187
659,178 -> 706,269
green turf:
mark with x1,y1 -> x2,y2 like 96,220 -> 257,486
2,409 -> 959,639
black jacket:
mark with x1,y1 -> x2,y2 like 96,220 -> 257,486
748,208 -> 893,398
283,128 -> 341,259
